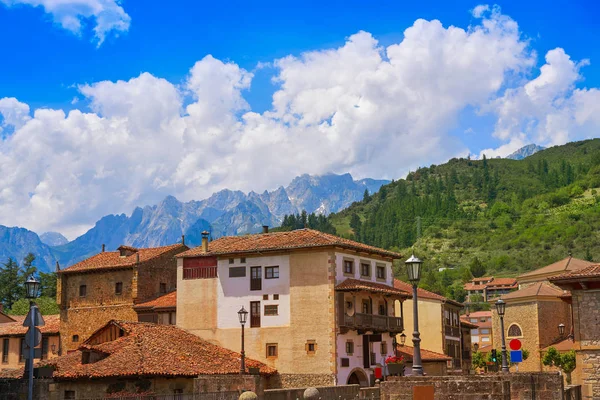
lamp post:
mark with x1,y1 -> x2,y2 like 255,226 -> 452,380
399,333 -> 407,347
238,306 -> 248,374
405,254 -> 423,376
558,323 -> 565,337
25,275 -> 40,400
474,343 -> 479,352
495,299 -> 509,373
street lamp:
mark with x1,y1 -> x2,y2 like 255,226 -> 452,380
474,343 -> 479,352
399,333 -> 407,346
24,275 -> 40,400
405,254 -> 424,376
238,306 -> 248,374
558,323 -> 565,337
495,299 -> 509,373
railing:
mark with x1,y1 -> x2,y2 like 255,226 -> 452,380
183,266 -> 217,280
564,385 -> 582,400
74,392 -> 239,400
444,325 -> 460,337
341,312 -> 403,332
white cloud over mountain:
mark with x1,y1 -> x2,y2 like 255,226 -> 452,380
0,0 -> 130,45
0,5 -> 599,237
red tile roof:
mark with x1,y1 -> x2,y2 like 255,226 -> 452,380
393,279 -> 463,307
0,314 -> 60,336
461,316 -> 492,329
464,277 -> 517,291
59,243 -> 187,274
460,320 -> 479,329
42,320 -> 276,379
465,311 -> 492,318
500,282 -> 564,301
336,279 -> 409,297
133,291 -> 176,311
177,229 -> 402,259
519,257 -> 594,279
550,264 -> 600,281
542,338 -> 575,352
395,345 -> 451,361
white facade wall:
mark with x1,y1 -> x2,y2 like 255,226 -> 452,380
217,254 -> 291,329
334,252 -> 393,285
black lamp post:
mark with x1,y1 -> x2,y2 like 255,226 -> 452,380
238,306 -> 248,374
405,254 -> 423,376
25,275 -> 40,400
399,333 -> 407,346
495,299 -> 509,373
558,323 -> 565,337
474,343 -> 479,352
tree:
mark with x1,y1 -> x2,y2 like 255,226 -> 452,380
39,271 -> 58,299
0,258 -> 23,310
8,296 -> 59,316
542,347 -> 576,384
472,351 -> 487,370
469,257 -> 486,278
363,189 -> 371,203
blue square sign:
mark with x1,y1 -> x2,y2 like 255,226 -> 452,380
510,350 -> 523,363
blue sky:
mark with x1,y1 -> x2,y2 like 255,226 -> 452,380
1,0 -> 600,236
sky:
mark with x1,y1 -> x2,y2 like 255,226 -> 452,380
1,0 -> 600,239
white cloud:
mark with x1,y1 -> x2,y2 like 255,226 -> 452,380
0,0 -> 130,45
472,4 -> 490,18
1,7 -> 598,237
0,97 -> 31,131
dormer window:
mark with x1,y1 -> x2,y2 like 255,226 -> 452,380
118,245 -> 138,257
81,349 -> 108,364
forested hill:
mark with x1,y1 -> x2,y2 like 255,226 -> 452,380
326,139 -> 600,298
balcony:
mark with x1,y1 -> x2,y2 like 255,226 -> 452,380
444,325 -> 460,337
340,312 -> 404,333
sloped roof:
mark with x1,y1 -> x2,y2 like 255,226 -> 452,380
0,314 -> 60,336
464,277 -> 517,291
133,291 -> 177,311
395,345 -> 451,362
460,320 -> 479,329
461,316 -> 492,329
500,282 -> 564,301
486,278 -> 518,288
394,279 -> 463,307
177,229 -> 402,259
519,257 -> 593,279
43,320 -> 276,379
550,264 -> 600,281
59,243 -> 187,274
336,279 -> 409,297
542,338 -> 575,352
464,311 -> 492,319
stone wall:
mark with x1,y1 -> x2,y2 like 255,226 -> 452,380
264,384 -> 359,400
380,372 -> 563,400
195,374 -> 265,395
270,373 -> 336,389
537,300 -> 571,349
0,378 -> 53,400
572,289 -> 600,399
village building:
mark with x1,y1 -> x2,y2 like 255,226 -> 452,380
0,314 -> 60,371
175,228 -> 409,388
464,277 -> 518,302
56,242 -> 188,351
549,264 -> 600,400
517,256 -> 593,287
133,290 -> 177,324
461,311 -> 493,350
393,279 -> 472,374
394,345 -> 451,376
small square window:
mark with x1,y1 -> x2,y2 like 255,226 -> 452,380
306,340 -> 317,354
79,285 -> 87,297
115,282 -> 122,295
265,266 -> 279,279
264,305 -> 278,316
341,358 -> 350,367
266,343 -> 278,358
360,263 -> 370,277
160,283 -> 167,294
376,265 -> 386,279
240,257 -> 246,263
64,391 -> 76,400
273,294 -> 279,300
72,335 -> 79,343
343,260 -> 354,274
263,294 -> 269,300
346,341 -> 354,355
229,258 -> 234,264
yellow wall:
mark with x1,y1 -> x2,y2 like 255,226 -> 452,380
396,297 -> 443,354
0,334 -> 60,370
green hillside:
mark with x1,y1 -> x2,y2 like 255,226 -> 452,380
327,139 -> 600,301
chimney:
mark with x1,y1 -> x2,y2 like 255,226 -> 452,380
55,261 -> 60,272
102,244 -> 105,253
181,235 -> 185,246
262,225 -> 269,234
201,231 -> 209,253
136,253 -> 140,263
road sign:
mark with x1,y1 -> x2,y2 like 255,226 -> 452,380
510,350 -> 523,363
21,343 -> 42,360
25,327 -> 42,347
509,339 -> 522,351
22,306 -> 45,327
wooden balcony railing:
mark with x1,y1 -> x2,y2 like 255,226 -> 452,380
341,312 -> 403,333
183,266 -> 217,280
444,325 -> 460,337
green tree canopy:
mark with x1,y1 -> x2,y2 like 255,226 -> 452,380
542,347 -> 576,384
469,257 -> 486,278
8,296 -> 59,316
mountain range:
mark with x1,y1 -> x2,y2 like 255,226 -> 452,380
0,173 -> 389,272
506,144 -> 545,160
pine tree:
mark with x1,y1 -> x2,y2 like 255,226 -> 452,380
0,258 -> 23,310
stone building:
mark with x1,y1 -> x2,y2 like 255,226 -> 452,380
518,256 -> 593,287
393,279 -> 471,374
464,277 -> 518,302
394,344 -> 451,376
0,314 -> 60,372
133,290 -> 176,324
57,242 -> 188,351
550,264 -> 600,399
176,228 -> 409,388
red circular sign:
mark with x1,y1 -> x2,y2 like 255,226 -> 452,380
509,339 -> 522,350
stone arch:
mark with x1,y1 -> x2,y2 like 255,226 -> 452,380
347,368 -> 369,387
507,323 -> 523,338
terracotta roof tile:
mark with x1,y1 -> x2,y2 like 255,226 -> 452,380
60,243 -> 187,274
395,345 -> 451,361
464,311 -> 492,318
550,264 -> 600,281
43,321 -> 275,379
0,315 -> 60,336
336,279 -> 409,297
394,279 -> 463,307
134,291 -> 177,310
464,277 -> 517,291
543,338 -> 575,352
460,320 -> 479,329
177,229 -> 402,259
519,257 -> 594,279
500,282 -> 564,301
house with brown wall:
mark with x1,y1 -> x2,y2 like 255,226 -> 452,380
56,242 -> 188,351
133,290 -> 176,324
175,228 -> 409,388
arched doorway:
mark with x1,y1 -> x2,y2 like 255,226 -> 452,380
346,368 -> 369,387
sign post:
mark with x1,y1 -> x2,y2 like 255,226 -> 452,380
509,339 -> 523,371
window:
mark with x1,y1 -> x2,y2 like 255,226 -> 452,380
250,267 -> 262,291
2,338 -> 8,363
480,328 -> 490,334
263,294 -> 269,300
346,341 -> 354,355
470,318 -> 478,323
250,301 -> 261,328
471,329 -> 479,335
341,358 -> 350,367
507,324 -> 523,337
380,341 -> 388,354
376,265 -> 386,279
273,294 -> 279,300
229,258 -> 234,264
379,304 -> 386,316
264,305 -> 278,316
360,263 -> 370,277
160,283 -> 167,294
41,336 -> 49,360
265,266 -> 279,279
481,337 -> 490,342
174,389 -> 184,400
229,267 -> 246,277
115,282 -> 123,295
64,391 -> 76,400
362,300 -> 370,314
266,344 -> 278,358
79,284 -> 87,297
72,335 -> 79,343
19,338 -> 24,363
343,260 -> 354,274
240,257 -> 246,263
306,340 -> 317,354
